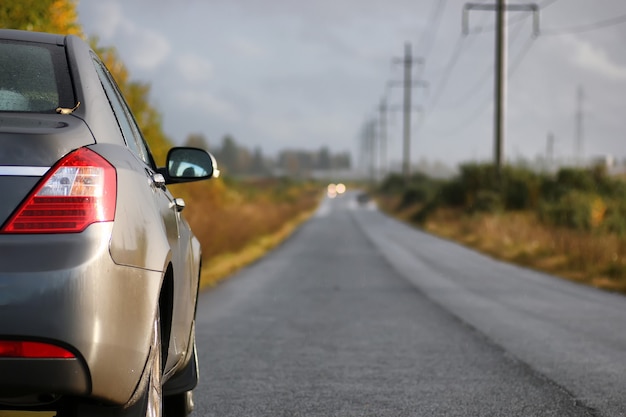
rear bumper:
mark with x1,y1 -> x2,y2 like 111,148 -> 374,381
0,358 -> 88,402
0,223 -> 162,405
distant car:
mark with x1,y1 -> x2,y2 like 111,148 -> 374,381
356,192 -> 371,205
0,29 -> 218,417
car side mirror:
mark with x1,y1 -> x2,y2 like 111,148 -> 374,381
161,147 -> 220,184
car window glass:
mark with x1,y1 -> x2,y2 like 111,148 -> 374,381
92,56 -> 154,167
0,41 -> 73,112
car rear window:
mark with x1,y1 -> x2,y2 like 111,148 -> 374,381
0,40 -> 74,113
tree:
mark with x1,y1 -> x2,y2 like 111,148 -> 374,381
185,133 -> 209,150
0,0 -> 81,35
219,135 -> 239,174
250,147 -> 268,176
317,146 -> 331,170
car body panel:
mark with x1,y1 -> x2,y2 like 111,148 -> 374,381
0,29 -> 212,410
0,223 -> 161,404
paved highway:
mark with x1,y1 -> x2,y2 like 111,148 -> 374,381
193,191 -> 626,416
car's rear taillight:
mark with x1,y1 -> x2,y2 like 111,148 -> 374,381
0,341 -> 75,358
1,148 -> 116,234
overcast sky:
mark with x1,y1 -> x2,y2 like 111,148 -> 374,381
77,0 -> 626,170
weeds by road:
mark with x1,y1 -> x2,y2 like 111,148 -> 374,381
170,177 -> 321,289
377,164 -> 626,295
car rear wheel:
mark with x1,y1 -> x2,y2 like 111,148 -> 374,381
145,310 -> 163,417
163,334 -> 197,417
164,390 -> 194,417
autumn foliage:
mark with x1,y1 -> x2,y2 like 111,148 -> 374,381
0,0 -> 81,35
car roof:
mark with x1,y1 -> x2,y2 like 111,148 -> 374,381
0,29 -> 66,46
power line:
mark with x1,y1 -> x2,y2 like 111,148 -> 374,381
421,33 -> 536,139
508,35 -> 536,76
422,36 -> 468,114
415,0 -> 449,60
441,14 -> 532,109
542,12 -> 626,36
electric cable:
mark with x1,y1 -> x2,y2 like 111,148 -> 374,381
542,12 -> 626,35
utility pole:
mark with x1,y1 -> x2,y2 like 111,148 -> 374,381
463,1 -> 539,178
378,97 -> 388,180
390,42 -> 427,180
367,119 -> 377,183
575,85 -> 584,166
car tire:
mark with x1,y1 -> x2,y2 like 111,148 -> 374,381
145,309 -> 164,417
164,390 -> 194,417
163,336 -> 197,417
58,311 -> 164,417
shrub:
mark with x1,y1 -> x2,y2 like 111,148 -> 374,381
555,168 -> 596,193
411,198 -> 440,224
397,185 -> 430,209
501,167 -> 541,210
438,178 -> 466,207
602,199 -> 626,236
469,190 -> 503,213
378,174 -> 406,195
538,191 -> 602,231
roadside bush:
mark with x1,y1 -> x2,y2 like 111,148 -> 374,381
555,168 -> 596,193
459,163 -> 500,194
538,191 -> 601,231
469,190 -> 503,214
438,178 -> 466,207
397,185 -> 430,210
540,177 -> 568,202
501,167 -> 541,210
602,200 -> 626,236
411,198 -> 440,224
378,173 -> 406,195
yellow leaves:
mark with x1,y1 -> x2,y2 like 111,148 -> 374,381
590,197 -> 607,228
0,0 -> 82,35
49,0 -> 81,35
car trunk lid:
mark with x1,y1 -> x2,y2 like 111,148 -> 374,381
0,113 -> 95,227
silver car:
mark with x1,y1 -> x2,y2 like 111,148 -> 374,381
0,29 -> 217,416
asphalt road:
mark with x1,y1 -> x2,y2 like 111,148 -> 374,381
193,191 -> 626,416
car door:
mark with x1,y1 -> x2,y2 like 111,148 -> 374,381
92,57 -> 193,369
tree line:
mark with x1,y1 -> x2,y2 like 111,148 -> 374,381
185,133 -> 351,178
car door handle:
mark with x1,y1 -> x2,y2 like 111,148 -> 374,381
170,198 -> 185,212
151,172 -> 166,189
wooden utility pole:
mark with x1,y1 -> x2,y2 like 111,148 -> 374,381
463,1 -> 539,178
390,43 -> 427,180
378,97 -> 388,179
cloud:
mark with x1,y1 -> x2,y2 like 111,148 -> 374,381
175,90 -> 238,121
121,26 -> 171,72
229,37 -> 267,59
571,38 -> 626,81
83,2 -> 124,40
176,53 -> 214,83
80,0 -> 171,71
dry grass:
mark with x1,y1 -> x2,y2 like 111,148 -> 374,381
378,196 -> 626,294
170,179 -> 321,288
198,209 -> 316,289
423,208 -> 626,293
